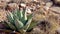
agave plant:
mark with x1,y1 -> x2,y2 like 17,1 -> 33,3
4,9 -> 33,34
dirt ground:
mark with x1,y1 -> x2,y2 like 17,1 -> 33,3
0,0 -> 60,34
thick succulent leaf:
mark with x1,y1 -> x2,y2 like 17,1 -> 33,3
7,12 -> 14,25
23,18 -> 32,31
7,15 -> 13,22
21,10 -> 27,24
24,11 -> 27,20
17,10 -> 24,23
23,14 -> 33,31
27,14 -> 33,20
20,10 -> 23,18
24,14 -> 33,25
15,19 -> 24,30
12,10 -> 19,20
6,9 -> 33,32
8,11 -> 14,19
4,21 -> 10,29
22,10 -> 27,20
16,10 -> 21,19
23,14 -> 33,25
27,20 -> 38,31
5,21 -> 16,30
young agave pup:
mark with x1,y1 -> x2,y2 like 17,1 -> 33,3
4,9 -> 33,34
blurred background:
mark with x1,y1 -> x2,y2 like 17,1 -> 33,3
0,0 -> 60,34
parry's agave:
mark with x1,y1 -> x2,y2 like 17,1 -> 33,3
4,9 -> 33,34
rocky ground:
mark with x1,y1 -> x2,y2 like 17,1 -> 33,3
0,0 -> 60,34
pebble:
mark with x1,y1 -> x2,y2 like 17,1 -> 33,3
20,3 -> 26,7
26,8 -> 32,14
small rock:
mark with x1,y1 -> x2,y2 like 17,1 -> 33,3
32,0 -> 38,2
46,2 -> 53,7
26,7 -> 32,14
50,7 -> 60,14
26,9 -> 32,14
20,3 -> 26,7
